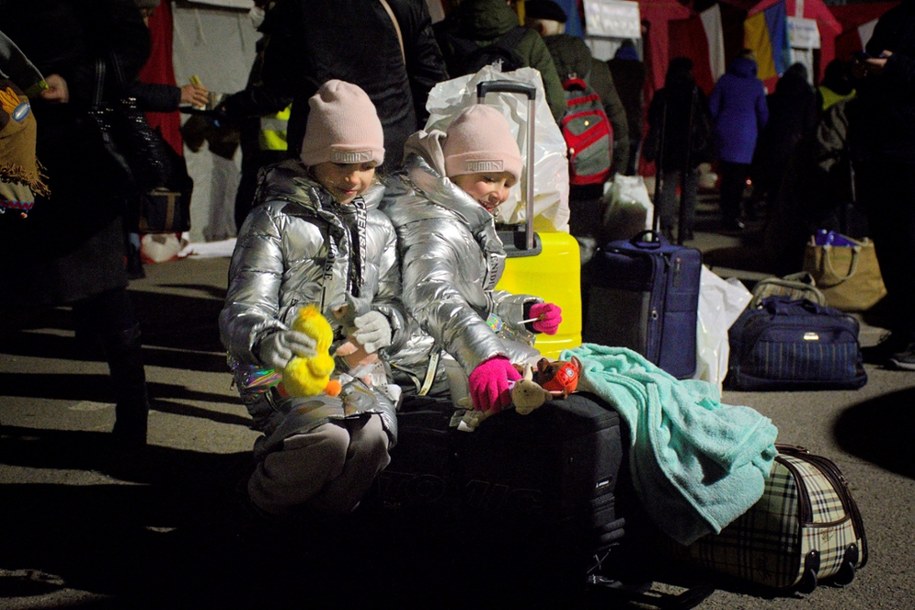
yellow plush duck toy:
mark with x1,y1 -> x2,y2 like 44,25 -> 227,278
281,304 -> 342,397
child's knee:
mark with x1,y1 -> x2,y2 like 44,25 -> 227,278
353,415 -> 391,466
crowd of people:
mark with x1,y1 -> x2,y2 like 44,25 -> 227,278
2,0 -> 914,529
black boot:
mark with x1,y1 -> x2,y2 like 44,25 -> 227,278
105,322 -> 150,448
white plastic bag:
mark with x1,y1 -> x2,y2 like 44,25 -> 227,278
600,174 -> 654,242
140,232 -> 188,264
694,266 -> 753,391
424,65 -> 570,232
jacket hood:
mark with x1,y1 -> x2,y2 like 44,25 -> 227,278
543,34 -> 592,79
728,56 -> 758,78
454,0 -> 520,39
396,130 -> 499,234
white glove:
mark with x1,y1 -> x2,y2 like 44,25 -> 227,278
352,311 -> 392,354
257,330 -> 318,370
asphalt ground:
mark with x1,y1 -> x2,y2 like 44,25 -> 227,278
2,207 -> 914,609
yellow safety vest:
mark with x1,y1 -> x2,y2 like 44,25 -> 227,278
818,86 -> 856,111
258,104 -> 291,151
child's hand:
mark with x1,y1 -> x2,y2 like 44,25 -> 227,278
529,302 -> 562,335
335,338 -> 378,369
468,356 -> 522,413
352,311 -> 391,353
257,330 -> 317,370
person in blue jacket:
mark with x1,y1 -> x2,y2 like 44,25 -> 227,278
709,50 -> 768,231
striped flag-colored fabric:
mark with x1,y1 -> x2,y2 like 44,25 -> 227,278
744,0 -> 791,92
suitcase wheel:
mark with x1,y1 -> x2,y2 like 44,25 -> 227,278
798,550 -> 819,594
833,544 -> 859,587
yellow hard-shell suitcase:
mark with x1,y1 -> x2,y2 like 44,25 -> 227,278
496,230 -> 582,359
477,80 -> 582,360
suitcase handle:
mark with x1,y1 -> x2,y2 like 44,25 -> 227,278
477,80 -> 537,251
762,296 -> 834,316
629,230 -> 663,249
476,80 -> 537,100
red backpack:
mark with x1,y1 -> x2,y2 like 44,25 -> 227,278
560,76 -> 613,186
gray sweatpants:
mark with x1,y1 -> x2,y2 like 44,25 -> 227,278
248,414 -> 390,516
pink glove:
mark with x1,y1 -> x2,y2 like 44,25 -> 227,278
468,356 -> 522,414
529,302 -> 562,335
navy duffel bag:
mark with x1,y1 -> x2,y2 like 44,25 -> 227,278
725,296 -> 867,391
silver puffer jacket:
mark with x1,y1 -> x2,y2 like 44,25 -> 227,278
219,159 -> 406,447
380,130 -> 541,390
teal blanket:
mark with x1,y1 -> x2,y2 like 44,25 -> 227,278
563,344 -> 778,545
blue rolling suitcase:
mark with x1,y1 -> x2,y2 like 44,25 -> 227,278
583,230 -> 702,379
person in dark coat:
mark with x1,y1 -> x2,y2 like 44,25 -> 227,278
817,58 -> 856,112
750,62 -> 818,218
762,98 -> 860,276
644,57 -> 712,242
0,0 -> 153,447
848,0 -> 915,370
608,39 -> 646,176
210,0 -> 292,231
709,51 -> 768,231
434,0 -> 566,121
259,0 -> 448,173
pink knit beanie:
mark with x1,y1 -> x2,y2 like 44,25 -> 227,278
299,80 -> 385,167
443,105 -> 522,182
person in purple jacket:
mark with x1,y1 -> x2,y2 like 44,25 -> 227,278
709,50 -> 768,231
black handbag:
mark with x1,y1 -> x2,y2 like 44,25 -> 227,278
88,56 -> 191,233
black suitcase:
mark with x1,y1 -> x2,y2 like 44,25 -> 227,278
371,393 -> 626,602
583,230 -> 702,379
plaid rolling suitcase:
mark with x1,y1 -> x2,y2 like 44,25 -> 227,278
665,444 -> 868,593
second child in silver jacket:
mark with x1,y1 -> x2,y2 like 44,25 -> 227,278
381,105 -> 562,413
220,81 -> 407,518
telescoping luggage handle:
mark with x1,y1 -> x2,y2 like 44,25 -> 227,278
477,80 -> 537,251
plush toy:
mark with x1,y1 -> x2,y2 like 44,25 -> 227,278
511,363 -> 553,414
533,356 -> 581,398
457,363 -> 551,432
281,304 -> 342,397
